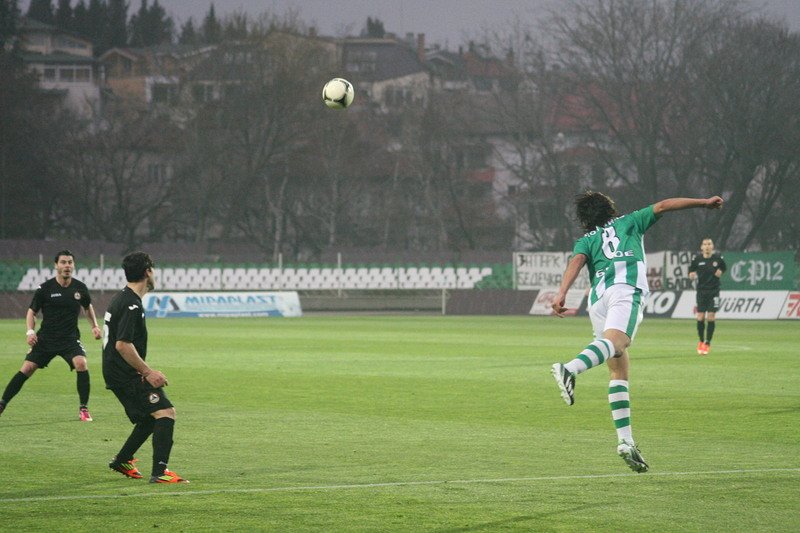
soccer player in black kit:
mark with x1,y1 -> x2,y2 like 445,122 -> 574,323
0,250 -> 102,420
104,251 -> 188,483
688,238 -> 726,355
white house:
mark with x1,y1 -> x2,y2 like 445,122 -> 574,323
17,18 -> 101,118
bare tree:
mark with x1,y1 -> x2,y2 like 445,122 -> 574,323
484,38 -> 582,250
693,19 -> 800,250
184,31 -> 334,261
296,109 -> 378,250
415,96 -> 480,251
477,21 -> 614,250
544,0 -> 743,247
61,106 -> 183,252
368,94 -> 497,253
0,52 -> 70,239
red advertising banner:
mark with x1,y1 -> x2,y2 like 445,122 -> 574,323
779,292 -> 800,320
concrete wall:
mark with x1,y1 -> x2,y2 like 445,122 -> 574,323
445,289 -> 537,315
0,290 -> 538,319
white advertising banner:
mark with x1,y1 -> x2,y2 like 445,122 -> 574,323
778,292 -> 800,320
529,288 -> 586,316
663,250 -> 695,291
514,252 -> 591,291
143,292 -> 302,318
672,291 -> 788,319
645,251 -> 666,291
515,251 -> 666,292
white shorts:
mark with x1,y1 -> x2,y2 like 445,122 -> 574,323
588,284 -> 647,342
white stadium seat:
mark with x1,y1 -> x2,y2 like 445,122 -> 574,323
12,262 -> 496,292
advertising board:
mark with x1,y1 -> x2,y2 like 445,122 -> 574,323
672,291 -> 788,319
778,292 -> 800,320
528,288 -> 585,316
515,252 -> 591,291
143,292 -> 302,318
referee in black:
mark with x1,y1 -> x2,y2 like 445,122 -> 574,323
104,251 -> 188,483
0,250 -> 102,420
688,238 -> 727,355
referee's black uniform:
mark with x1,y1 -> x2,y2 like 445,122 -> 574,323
688,252 -> 727,312
689,251 -> 726,351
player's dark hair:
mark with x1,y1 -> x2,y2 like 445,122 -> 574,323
122,251 -> 155,282
575,191 -> 620,232
54,249 -> 74,263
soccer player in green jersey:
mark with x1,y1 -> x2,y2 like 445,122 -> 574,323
550,192 -> 723,472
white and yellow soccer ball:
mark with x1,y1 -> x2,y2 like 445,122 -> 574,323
322,78 -> 355,109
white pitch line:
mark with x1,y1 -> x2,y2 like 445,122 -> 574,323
1,467 -> 798,504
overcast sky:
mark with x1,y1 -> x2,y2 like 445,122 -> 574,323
18,0 -> 800,49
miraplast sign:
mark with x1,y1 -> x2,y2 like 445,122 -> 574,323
143,292 -> 302,318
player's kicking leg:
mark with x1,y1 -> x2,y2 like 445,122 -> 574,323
551,339 -> 615,405
550,363 -> 575,405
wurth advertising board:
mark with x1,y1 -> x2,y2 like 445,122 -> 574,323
672,291 -> 789,320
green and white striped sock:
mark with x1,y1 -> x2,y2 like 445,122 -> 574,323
609,379 -> 633,443
564,339 -> 615,375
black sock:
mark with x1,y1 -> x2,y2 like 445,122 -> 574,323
151,417 -> 175,477
2,372 -> 29,404
76,370 -> 90,407
696,320 -> 705,342
115,417 -> 155,464
706,321 -> 716,344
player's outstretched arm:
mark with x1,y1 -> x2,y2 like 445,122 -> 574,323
653,196 -> 723,215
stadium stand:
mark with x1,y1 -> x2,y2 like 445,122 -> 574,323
7,263 -> 506,291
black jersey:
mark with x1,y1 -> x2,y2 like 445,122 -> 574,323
29,278 -> 91,348
689,252 -> 727,292
103,286 -> 148,389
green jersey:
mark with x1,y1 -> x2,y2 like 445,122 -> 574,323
572,205 -> 660,304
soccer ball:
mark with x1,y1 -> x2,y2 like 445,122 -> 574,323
322,78 -> 355,109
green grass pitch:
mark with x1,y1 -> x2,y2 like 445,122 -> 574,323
0,315 -> 797,531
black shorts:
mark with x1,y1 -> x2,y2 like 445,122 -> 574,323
25,340 -> 87,370
110,378 -> 174,424
696,290 -> 720,313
